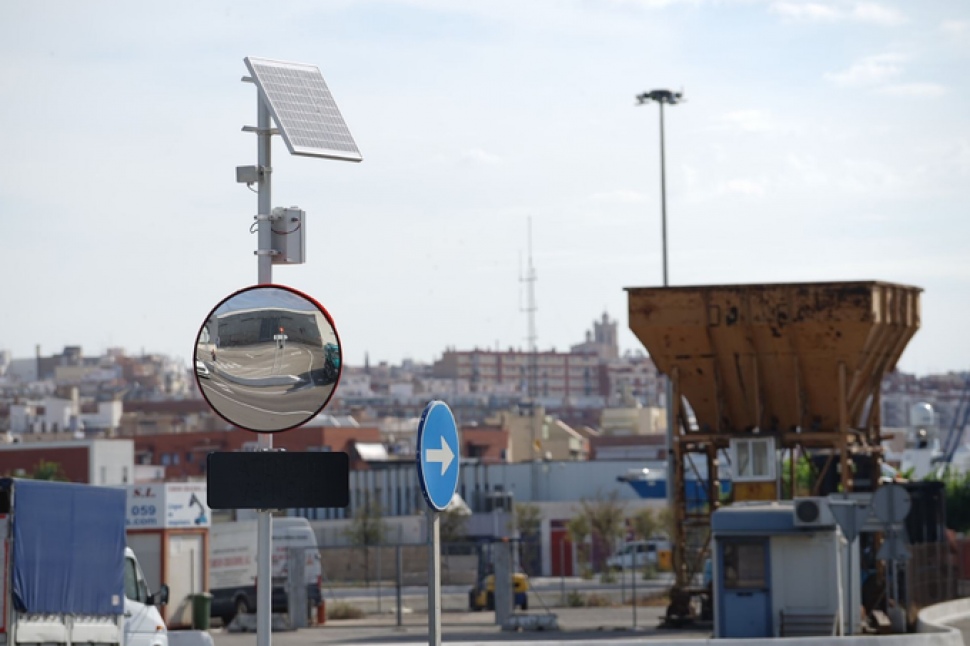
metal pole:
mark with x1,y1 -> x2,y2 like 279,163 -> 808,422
847,537 -> 854,635
256,93 -> 274,646
620,543 -> 626,605
396,544 -> 403,627
427,509 -> 441,646
659,97 -> 677,531
632,549 -> 637,629
560,544 -> 565,606
659,99 -> 668,288
835,529 -> 844,636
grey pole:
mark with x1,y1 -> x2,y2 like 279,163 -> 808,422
559,545 -> 565,606
255,94 -> 274,646
396,544 -> 403,628
427,509 -> 442,646
636,88 -> 682,540
659,99 -> 668,288
659,98 -> 676,525
632,551 -> 638,629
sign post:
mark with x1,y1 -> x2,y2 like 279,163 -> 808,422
415,401 -> 460,646
829,497 -> 871,635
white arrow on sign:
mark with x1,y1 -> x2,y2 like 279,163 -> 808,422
425,438 -> 455,476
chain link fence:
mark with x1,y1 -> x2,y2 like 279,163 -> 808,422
319,542 -> 479,587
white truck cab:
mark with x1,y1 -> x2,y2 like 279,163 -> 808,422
124,547 -> 169,646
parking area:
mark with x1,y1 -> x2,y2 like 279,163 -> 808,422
208,605 -> 712,645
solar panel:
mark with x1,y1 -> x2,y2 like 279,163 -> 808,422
244,57 -> 362,162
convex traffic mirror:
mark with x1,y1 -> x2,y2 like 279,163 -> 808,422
193,284 -> 342,433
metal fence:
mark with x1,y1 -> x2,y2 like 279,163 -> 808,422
905,541 -> 959,613
954,536 -> 970,597
319,542 -> 479,587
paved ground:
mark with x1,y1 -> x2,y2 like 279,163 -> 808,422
209,606 -> 713,645
207,604 -> 970,646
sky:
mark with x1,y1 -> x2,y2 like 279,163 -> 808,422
1,0 -> 968,376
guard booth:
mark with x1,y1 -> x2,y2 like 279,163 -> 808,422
711,500 -> 860,638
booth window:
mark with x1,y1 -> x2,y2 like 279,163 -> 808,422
730,436 -> 776,482
723,541 -> 767,589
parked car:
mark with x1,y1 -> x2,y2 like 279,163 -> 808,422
195,360 -> 211,379
606,539 -> 670,570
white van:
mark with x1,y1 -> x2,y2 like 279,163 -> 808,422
606,539 -> 670,570
124,547 -> 170,646
209,518 -> 322,624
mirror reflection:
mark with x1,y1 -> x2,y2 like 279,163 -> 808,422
193,285 -> 341,433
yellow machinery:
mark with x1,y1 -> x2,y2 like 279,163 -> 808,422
468,573 -> 529,611
626,281 -> 922,622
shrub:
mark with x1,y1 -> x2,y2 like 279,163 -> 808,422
327,602 -> 364,620
584,593 -> 614,607
641,564 -> 658,580
565,590 -> 586,607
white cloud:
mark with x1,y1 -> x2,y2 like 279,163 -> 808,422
851,3 -> 905,26
836,159 -> 900,193
940,20 -> 970,36
769,1 -> 904,25
717,109 -> 776,133
457,148 -> 502,166
824,53 -> 906,87
784,154 -> 829,187
770,2 -> 841,22
603,0 -> 698,7
878,83 -> 947,98
589,189 -> 648,204
718,178 -> 767,197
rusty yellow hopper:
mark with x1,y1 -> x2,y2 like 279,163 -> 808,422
626,281 -> 921,613
627,281 -> 921,435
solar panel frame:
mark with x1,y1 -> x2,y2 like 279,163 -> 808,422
244,57 -> 362,162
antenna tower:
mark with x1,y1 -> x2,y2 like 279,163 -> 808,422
520,218 -> 538,402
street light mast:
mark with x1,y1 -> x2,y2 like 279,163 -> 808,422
636,87 -> 684,531
635,89 -> 683,288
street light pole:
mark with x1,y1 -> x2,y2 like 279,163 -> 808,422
636,88 -> 683,515
658,99 -> 668,287
636,89 -> 682,289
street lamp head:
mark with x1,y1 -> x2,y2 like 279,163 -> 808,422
636,89 -> 684,106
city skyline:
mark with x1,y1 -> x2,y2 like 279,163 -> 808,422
1,1 -> 968,376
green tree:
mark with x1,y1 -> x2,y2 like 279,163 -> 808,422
936,468 -> 970,533
781,455 -> 814,498
439,507 -> 470,543
574,491 -> 626,578
344,499 -> 387,585
566,513 -> 592,579
29,460 -> 68,481
514,502 -> 542,575
657,506 -> 674,539
629,507 -> 660,541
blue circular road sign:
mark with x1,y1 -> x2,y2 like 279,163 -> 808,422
416,400 -> 460,512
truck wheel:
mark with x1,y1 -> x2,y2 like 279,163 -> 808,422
235,597 -> 250,619
486,592 -> 494,611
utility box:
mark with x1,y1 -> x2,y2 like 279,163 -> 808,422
271,206 -> 305,264
711,500 -> 860,639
